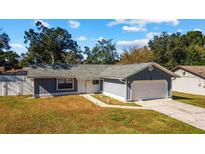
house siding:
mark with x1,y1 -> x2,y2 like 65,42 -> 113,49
102,78 -> 125,100
173,69 -> 205,96
127,66 -> 172,100
34,78 -> 78,97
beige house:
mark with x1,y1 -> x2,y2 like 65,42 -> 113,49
172,66 -> 205,96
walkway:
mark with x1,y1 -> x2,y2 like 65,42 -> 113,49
82,94 -> 148,110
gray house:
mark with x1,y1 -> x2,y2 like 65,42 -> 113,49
27,62 -> 177,101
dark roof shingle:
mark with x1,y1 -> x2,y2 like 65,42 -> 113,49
99,63 -> 152,78
27,64 -> 109,79
27,62 -> 177,79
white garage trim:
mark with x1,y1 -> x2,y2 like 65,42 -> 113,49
131,80 -> 168,101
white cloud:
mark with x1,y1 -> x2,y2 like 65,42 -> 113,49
122,25 -> 146,32
107,19 -> 126,27
10,43 -> 26,49
146,32 -> 160,39
108,19 -> 179,33
133,19 -> 179,26
177,29 -> 183,32
108,19 -> 180,27
117,39 -> 149,48
77,36 -> 87,41
69,20 -> 80,29
194,28 -> 203,32
98,36 -> 104,41
34,19 -> 50,27
117,31 -> 160,48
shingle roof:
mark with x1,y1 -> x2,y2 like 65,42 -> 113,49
27,64 -> 109,79
0,67 -> 27,75
5,68 -> 27,75
172,65 -> 205,79
27,62 -> 177,79
99,63 -> 152,78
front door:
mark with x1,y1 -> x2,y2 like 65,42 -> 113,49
78,80 -> 86,93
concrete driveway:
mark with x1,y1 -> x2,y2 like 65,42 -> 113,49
135,99 -> 205,131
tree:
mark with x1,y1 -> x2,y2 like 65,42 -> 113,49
4,50 -> 20,69
185,31 -> 205,46
148,32 -> 188,69
118,47 -> 154,64
82,46 -> 93,64
0,32 -> 10,51
184,45 -> 205,65
83,39 -> 119,64
148,31 -> 205,69
24,21 -> 82,64
18,53 -> 29,67
0,32 -> 11,66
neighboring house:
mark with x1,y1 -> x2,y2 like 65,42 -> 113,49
27,62 -> 177,101
0,68 -> 33,96
0,67 -> 6,74
172,65 -> 205,96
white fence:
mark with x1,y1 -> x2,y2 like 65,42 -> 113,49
0,77 -> 33,96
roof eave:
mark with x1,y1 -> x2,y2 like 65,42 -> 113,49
152,63 -> 179,77
100,76 -> 125,80
172,66 -> 205,79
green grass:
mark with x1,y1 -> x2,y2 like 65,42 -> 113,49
0,95 -> 204,134
173,91 -> 205,108
93,94 -> 139,106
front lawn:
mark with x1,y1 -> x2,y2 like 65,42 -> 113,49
0,95 -> 204,133
93,94 -> 139,106
173,91 -> 205,108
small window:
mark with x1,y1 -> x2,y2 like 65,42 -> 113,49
93,80 -> 99,85
57,78 -> 73,90
183,71 -> 186,76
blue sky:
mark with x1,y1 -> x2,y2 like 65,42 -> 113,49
0,19 -> 205,55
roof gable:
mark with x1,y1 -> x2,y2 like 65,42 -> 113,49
100,62 -> 177,79
99,63 -> 151,79
172,66 -> 205,79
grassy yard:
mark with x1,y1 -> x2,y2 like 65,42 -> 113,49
173,91 -> 205,108
0,95 -> 204,134
93,94 -> 139,106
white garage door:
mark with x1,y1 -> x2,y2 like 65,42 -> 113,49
131,80 -> 168,101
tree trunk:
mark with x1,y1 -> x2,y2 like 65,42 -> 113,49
49,52 -> 55,64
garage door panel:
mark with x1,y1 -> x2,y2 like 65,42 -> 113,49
132,80 -> 167,101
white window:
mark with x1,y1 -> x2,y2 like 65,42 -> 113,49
57,78 -> 74,90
